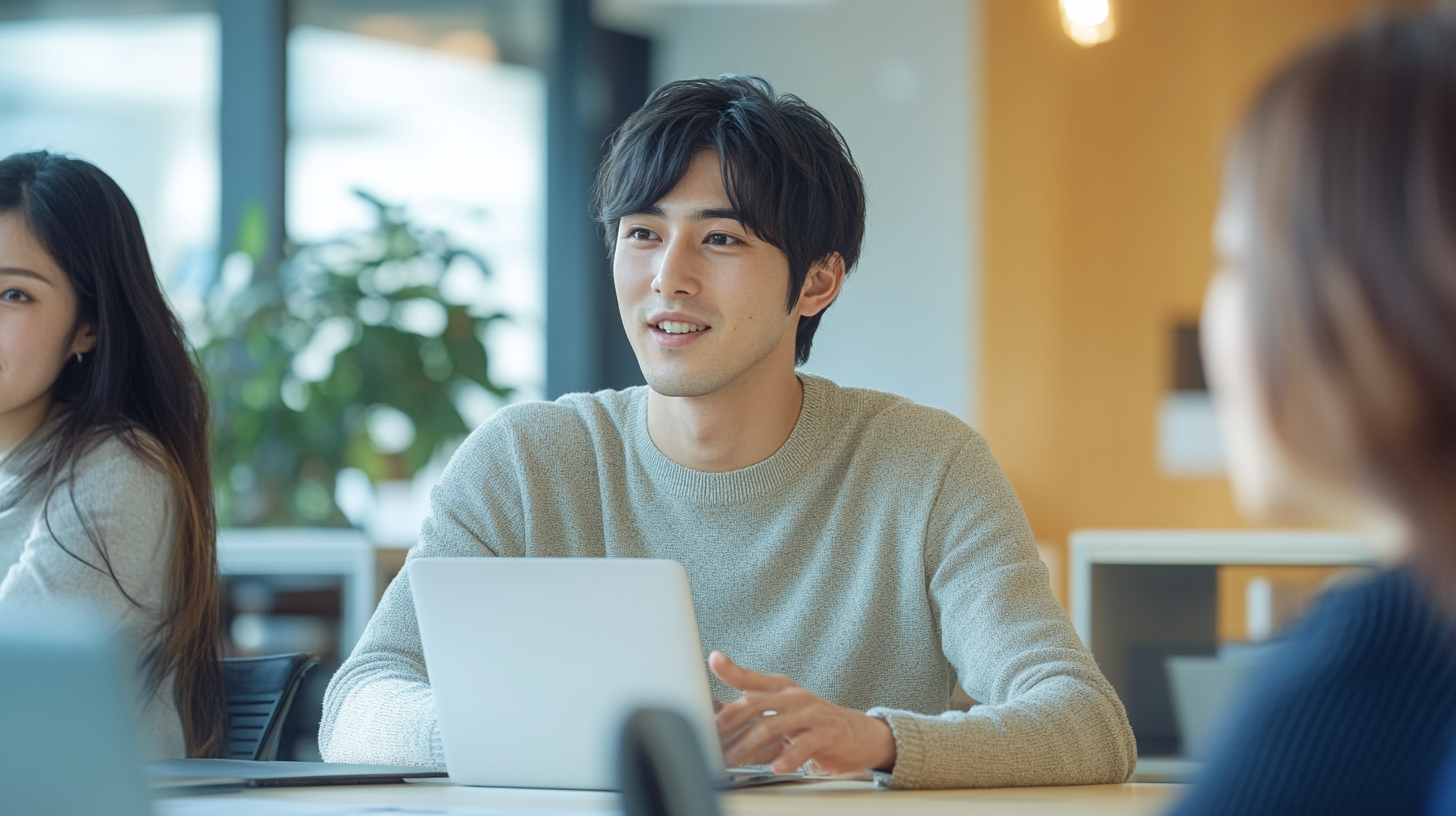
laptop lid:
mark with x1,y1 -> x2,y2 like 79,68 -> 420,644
0,610 -> 152,816
409,557 -> 724,790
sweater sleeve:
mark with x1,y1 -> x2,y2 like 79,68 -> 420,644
318,419 -> 527,767
867,433 -> 1137,789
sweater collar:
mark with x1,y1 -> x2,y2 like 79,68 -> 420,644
628,373 -> 833,505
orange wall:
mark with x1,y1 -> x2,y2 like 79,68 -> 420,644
980,0 -> 1424,594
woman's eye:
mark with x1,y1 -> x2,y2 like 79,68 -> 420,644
1,288 -> 30,303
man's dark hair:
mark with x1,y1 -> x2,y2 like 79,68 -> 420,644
593,75 -> 866,366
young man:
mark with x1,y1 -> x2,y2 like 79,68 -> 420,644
319,76 -> 1136,789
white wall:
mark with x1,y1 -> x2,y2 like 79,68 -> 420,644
604,0 -> 980,422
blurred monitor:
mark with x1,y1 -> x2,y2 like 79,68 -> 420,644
0,611 -> 152,816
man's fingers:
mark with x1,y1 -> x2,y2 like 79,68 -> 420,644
715,690 -> 797,736
707,662 -> 878,776
745,736 -> 789,767
722,709 -> 814,767
727,726 -> 788,768
708,651 -> 792,693
723,715 -> 784,766
770,733 -> 823,775
716,696 -> 771,737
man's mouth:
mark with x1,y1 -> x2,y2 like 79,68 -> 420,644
654,321 -> 708,335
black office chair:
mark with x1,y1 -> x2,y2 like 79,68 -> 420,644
619,708 -> 721,816
222,652 -> 319,761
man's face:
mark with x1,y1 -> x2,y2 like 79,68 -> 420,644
613,150 -> 803,398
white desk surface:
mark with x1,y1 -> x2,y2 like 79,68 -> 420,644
161,778 -> 1184,816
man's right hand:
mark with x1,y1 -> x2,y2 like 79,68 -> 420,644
708,651 -> 897,775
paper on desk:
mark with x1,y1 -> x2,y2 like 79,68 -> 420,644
155,799 -> 613,816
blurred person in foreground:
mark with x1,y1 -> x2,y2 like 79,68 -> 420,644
0,151 -> 224,758
320,76 -> 1137,788
1170,10 -> 1456,816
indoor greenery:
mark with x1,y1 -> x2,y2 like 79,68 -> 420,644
202,192 -> 512,526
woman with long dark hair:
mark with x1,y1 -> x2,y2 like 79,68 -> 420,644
1169,9 -> 1456,815
0,151 -> 224,758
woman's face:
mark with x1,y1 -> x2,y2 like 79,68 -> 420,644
0,210 -> 95,452
1204,194 -> 1375,531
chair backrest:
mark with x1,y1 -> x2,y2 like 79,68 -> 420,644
619,708 -> 721,816
222,652 -> 318,761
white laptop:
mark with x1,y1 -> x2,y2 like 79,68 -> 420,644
409,557 -> 799,790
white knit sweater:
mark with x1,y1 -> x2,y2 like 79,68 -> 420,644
0,422 -> 183,759
319,375 -> 1136,788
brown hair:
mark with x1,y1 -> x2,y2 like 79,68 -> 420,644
1228,10 -> 1456,582
0,151 -> 225,756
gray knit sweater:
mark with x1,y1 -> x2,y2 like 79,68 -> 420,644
319,375 -> 1136,788
0,421 -> 183,759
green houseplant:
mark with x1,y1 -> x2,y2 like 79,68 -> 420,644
202,192 -> 513,527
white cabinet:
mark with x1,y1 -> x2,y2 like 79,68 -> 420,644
216,528 -> 375,659
1069,529 -> 1380,763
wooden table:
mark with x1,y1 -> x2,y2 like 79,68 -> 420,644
727,781 -> 1180,815
162,779 -> 1184,815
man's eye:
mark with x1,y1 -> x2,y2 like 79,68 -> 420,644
706,233 -> 737,246
626,227 -> 656,241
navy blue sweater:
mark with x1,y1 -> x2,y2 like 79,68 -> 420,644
1168,568 -> 1456,816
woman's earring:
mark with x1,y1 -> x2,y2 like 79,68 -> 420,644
75,352 -> 83,364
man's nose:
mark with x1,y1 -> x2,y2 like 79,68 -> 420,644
653,236 -> 700,297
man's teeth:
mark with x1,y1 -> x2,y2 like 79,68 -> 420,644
657,321 -> 705,334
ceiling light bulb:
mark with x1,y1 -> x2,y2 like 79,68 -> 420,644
1062,0 -> 1109,27
1059,0 -> 1117,47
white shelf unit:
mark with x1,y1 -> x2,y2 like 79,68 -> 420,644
216,528 -> 375,659
1068,529 -> 1381,762
1070,529 -> 1381,648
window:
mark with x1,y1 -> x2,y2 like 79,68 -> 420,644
288,2 -> 548,405
0,4 -> 219,313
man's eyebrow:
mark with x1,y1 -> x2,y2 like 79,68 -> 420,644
693,208 -> 744,223
622,205 -> 666,219
0,266 -> 51,285
618,206 -> 745,223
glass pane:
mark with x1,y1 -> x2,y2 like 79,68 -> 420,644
287,2 -> 548,409
0,7 -> 219,308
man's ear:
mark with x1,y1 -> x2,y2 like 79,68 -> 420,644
69,323 -> 98,356
796,253 -> 846,318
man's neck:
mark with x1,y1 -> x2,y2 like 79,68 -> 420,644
646,368 -> 804,474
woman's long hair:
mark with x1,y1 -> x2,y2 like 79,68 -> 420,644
1228,12 -> 1456,585
0,151 -> 224,757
